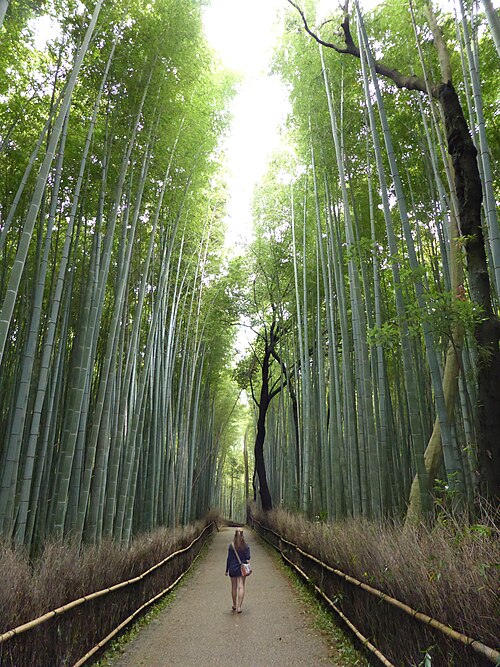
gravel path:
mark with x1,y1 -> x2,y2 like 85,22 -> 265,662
110,526 -> 339,666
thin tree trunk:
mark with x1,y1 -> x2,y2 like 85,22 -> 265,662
481,0 -> 500,58
0,0 -> 9,30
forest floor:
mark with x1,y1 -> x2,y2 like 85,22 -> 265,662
103,525 -> 354,666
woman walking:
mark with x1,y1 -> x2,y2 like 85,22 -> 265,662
225,528 -> 251,613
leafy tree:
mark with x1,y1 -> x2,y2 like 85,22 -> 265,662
0,0 -> 237,548
286,0 -> 500,504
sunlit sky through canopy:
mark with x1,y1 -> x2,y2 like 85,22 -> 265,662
203,0 -> 382,251
203,0 -> 289,251
32,0 -> 391,253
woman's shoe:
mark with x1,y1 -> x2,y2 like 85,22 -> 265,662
236,608 -> 242,613
232,606 -> 236,611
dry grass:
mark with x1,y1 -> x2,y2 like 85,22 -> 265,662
0,511 -> 220,667
254,506 -> 499,667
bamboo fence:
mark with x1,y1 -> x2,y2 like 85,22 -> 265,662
0,521 -> 215,665
254,519 -> 499,666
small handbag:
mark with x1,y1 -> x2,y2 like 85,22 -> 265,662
232,543 -> 252,577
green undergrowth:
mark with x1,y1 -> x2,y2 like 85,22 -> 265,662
257,534 -> 371,667
94,539 -> 212,666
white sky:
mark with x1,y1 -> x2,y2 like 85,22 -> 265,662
203,0 -> 290,251
203,0 -> 382,252
31,14 -> 60,49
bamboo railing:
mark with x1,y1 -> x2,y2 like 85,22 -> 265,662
72,544 -> 207,667
282,549 -> 397,667
254,519 -> 499,666
0,521 -> 215,665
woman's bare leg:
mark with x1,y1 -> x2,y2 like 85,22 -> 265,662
231,577 -> 237,609
236,577 -> 246,611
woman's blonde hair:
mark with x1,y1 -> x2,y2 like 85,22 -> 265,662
233,528 -> 246,551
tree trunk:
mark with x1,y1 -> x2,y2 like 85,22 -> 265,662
481,0 -> 500,59
289,0 -> 500,502
438,82 -> 500,499
0,0 -> 9,31
255,347 -> 273,511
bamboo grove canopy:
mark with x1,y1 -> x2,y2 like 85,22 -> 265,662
0,0 -> 499,551
0,0 -> 240,550
233,0 -> 500,519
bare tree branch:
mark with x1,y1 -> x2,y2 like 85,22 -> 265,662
287,0 -> 349,53
286,0 -> 435,96
249,369 -> 259,406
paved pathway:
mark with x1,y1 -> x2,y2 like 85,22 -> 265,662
111,526 -> 338,666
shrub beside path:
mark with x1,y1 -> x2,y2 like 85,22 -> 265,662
110,526 -> 340,666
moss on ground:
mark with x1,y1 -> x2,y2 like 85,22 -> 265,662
258,535 -> 373,667
93,540 -> 212,666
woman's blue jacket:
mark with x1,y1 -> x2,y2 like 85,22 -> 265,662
226,543 -> 250,577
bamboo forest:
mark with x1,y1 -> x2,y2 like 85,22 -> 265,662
0,0 -> 499,665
